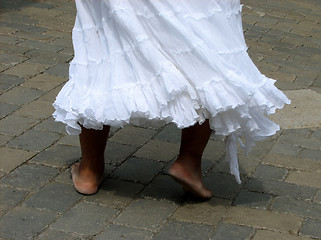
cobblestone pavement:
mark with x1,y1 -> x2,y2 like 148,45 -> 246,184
1,0 -> 321,239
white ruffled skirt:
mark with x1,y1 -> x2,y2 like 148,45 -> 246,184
53,0 -> 290,183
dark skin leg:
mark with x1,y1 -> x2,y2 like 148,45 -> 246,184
168,120 -> 212,199
71,125 -> 110,195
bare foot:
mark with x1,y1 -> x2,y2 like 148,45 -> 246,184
168,162 -> 212,199
71,163 -> 104,195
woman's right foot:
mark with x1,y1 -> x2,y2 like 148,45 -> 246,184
168,161 -> 212,199
71,163 -> 104,195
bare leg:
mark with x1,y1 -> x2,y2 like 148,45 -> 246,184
71,125 -> 110,195
169,120 -> 212,199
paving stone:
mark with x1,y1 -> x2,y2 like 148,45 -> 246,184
253,230 -> 313,240
34,117 -> 66,134
24,182 -> 81,213
7,129 -> 60,152
153,220 -> 214,240
154,123 -> 181,143
58,135 -> 80,147
94,224 -> 154,240
35,229 -> 86,240
224,206 -> 303,233
14,99 -> 54,120
45,63 -> 69,78
0,114 -> 38,136
246,178 -> 317,200
311,129 -> 321,140
278,134 -> 321,149
233,191 -> 272,210
282,128 -> 311,138
105,142 -> 138,166
0,102 -> 19,119
140,175 -> 185,201
0,73 -> 25,88
171,198 -> 227,225
51,202 -> 118,235
203,172 -> 241,200
111,157 -> 164,184
30,145 -> 80,168
0,134 -> 12,146
210,222 -> 254,240
24,48 -> 72,65
0,147 -> 35,173
203,139 -> 226,162
0,187 -> 28,216
0,42 -> 31,55
83,179 -> 144,209
0,164 -> 59,191
22,73 -> 66,91
254,164 -> 288,181
39,84 -> 63,103
0,52 -> 27,65
4,61 -> 47,79
0,86 -> 43,106
301,148 -> 321,161
314,190 -> 321,204
300,219 -> 321,239
271,196 -> 321,219
53,168 -> 74,185
109,125 -> 156,146
114,198 -> 177,232
285,170 -> 321,188
263,153 -> 321,172
18,39 -> 64,53
271,142 -> 301,156
134,139 -> 179,162
0,206 -> 56,240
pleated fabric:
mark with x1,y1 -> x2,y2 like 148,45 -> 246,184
53,0 -> 290,183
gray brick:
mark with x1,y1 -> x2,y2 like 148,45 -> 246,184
18,39 -> 64,53
7,129 -> 60,152
154,123 -> 181,143
34,117 -> 67,134
246,178 -> 317,200
0,206 -> 56,240
57,135 -> 80,147
0,42 -> 31,55
35,229 -> 85,240
203,172 -> 241,200
0,187 -> 28,216
0,73 -> 25,88
271,142 -> 301,156
0,86 -> 43,106
24,182 -> 81,213
83,179 -> 144,209
210,222 -> 254,240
0,102 -> 19,120
94,224 -> 154,240
4,22 -> 47,33
0,164 -> 59,191
154,220 -> 214,240
45,63 -> 69,78
109,125 -> 156,146
111,157 -> 164,184
311,129 -> 321,140
254,164 -> 288,181
300,219 -> 321,239
272,196 -> 321,219
282,128 -> 311,138
105,142 -> 137,166
233,191 -> 271,209
301,148 -> 321,161
0,114 -> 38,136
24,49 -> 72,65
278,134 -> 321,149
0,134 -> 12,146
30,145 -> 80,168
314,190 -> 321,204
51,202 -> 118,235
0,53 -> 27,65
114,199 -> 177,232
140,175 -> 185,201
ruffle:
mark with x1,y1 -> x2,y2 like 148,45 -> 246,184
53,0 -> 290,183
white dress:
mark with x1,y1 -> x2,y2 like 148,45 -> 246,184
53,0 -> 290,183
